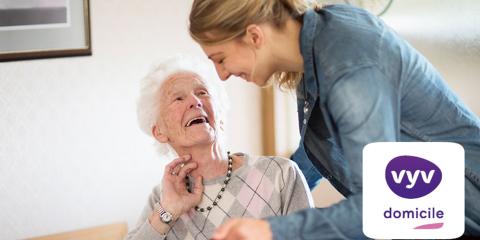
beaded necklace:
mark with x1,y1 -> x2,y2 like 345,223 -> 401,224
185,151 -> 233,212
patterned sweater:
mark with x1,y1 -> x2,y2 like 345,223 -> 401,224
125,153 -> 314,240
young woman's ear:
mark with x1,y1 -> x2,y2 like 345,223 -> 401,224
152,125 -> 168,143
244,24 -> 264,48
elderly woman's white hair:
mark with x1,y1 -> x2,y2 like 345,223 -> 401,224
137,55 -> 230,157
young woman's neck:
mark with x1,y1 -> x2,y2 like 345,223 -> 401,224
268,17 -> 304,73
175,143 -> 228,180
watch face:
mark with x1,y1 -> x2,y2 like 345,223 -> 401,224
161,212 -> 173,223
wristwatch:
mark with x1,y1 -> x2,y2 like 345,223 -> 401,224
154,202 -> 173,224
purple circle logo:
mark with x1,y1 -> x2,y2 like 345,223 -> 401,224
385,155 -> 442,199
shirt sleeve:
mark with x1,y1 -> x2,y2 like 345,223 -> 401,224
279,159 -> 315,215
268,66 -> 399,239
124,185 -> 168,240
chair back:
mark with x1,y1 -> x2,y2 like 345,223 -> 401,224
27,222 -> 128,240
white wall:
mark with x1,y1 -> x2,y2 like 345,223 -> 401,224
0,1 -> 261,239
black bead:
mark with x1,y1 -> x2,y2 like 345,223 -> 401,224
191,151 -> 234,214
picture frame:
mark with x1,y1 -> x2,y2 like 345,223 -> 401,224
0,0 -> 91,62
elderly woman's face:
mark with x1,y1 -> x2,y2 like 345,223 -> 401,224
154,72 -> 217,149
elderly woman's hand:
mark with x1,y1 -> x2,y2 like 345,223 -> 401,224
160,155 -> 204,219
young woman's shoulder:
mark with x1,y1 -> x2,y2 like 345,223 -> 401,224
312,5 -> 387,74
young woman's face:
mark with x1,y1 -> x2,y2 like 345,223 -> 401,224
201,38 -> 274,87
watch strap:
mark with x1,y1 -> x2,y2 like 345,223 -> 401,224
154,202 -> 172,223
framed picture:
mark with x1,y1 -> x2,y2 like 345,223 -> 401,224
0,0 -> 91,62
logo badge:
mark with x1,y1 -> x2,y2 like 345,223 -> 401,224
385,155 -> 442,199
363,142 -> 464,239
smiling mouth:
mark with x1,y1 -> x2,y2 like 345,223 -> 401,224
185,116 -> 209,127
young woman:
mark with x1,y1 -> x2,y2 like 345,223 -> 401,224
189,0 -> 480,239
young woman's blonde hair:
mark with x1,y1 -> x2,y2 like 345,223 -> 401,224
189,0 -> 320,89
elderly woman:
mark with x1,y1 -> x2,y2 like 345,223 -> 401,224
125,56 -> 314,240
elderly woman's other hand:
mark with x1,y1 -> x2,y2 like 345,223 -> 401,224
160,154 -> 204,219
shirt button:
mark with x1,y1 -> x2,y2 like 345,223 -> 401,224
303,119 -> 307,125
303,106 -> 309,113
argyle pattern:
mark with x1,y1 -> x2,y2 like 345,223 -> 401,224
125,154 -> 313,240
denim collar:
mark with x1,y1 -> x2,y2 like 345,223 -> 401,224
299,9 -> 320,102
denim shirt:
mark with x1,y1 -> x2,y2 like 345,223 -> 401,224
269,5 -> 480,239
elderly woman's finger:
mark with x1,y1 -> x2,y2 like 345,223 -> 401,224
164,157 -> 183,173
165,155 -> 191,176
177,161 -> 198,180
164,158 -> 181,177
